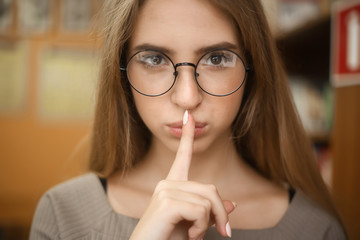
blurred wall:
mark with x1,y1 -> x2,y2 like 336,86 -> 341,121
0,0 -> 100,239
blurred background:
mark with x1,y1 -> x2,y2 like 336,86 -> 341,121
0,0 -> 359,239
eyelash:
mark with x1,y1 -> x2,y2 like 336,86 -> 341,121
129,49 -> 238,70
138,54 -> 168,67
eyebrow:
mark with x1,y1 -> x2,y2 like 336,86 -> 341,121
132,44 -> 174,55
131,41 -> 239,56
195,42 -> 239,55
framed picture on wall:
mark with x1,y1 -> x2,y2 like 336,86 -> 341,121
38,44 -> 98,121
277,0 -> 321,33
0,41 -> 28,113
61,0 -> 94,33
331,1 -> 360,87
0,0 -> 12,35
18,0 -> 53,35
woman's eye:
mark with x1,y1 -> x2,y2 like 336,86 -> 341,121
140,54 -> 167,66
204,52 -> 235,67
210,55 -> 222,65
148,56 -> 162,65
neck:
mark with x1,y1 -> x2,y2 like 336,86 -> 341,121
133,134 -> 242,188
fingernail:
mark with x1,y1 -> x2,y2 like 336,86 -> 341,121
232,201 -> 238,208
226,221 -> 232,238
183,110 -> 189,125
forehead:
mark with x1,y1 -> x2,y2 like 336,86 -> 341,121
129,0 -> 240,55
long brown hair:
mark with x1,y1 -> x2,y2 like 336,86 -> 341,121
90,0 -> 341,222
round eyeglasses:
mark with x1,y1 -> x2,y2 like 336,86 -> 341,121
120,49 -> 251,97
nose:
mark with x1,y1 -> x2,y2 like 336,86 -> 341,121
170,64 -> 203,110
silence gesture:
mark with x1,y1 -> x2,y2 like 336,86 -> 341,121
130,111 -> 235,240
167,110 -> 194,181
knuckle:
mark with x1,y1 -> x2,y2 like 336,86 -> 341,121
203,199 -> 211,211
155,192 -> 174,210
155,180 -> 167,192
160,197 -> 173,209
188,216 -> 208,239
197,204 -> 210,218
188,227 -> 205,240
206,184 -> 218,193
156,188 -> 169,200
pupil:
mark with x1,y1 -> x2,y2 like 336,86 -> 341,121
211,56 -> 221,64
152,56 -> 160,65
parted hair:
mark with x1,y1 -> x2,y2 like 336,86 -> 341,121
89,0 -> 342,222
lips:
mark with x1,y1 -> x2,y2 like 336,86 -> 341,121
167,121 -> 207,138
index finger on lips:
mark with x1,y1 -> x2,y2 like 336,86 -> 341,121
166,110 -> 195,181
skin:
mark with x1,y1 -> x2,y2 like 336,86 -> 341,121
128,0 -> 244,157
107,0 -> 289,239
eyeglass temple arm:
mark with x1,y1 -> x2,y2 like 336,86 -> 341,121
245,65 -> 253,72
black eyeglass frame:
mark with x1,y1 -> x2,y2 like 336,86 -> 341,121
120,48 -> 252,97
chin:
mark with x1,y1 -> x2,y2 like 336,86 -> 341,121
193,141 -> 213,155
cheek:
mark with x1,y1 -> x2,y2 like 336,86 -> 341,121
133,98 -> 152,124
132,92 -> 165,131
132,92 -> 150,124
213,90 -> 243,124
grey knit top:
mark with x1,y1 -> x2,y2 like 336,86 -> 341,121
30,173 -> 346,239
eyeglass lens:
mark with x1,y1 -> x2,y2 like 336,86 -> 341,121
125,49 -> 246,96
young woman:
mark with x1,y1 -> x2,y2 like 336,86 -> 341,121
30,0 -> 346,239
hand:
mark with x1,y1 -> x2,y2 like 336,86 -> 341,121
130,111 -> 235,240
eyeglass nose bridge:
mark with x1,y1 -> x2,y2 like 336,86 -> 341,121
173,62 -> 200,79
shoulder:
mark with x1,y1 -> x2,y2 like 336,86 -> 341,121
30,173 -> 113,239
45,173 -> 102,198
41,173 -> 109,214
41,172 -> 110,218
280,191 -> 346,239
